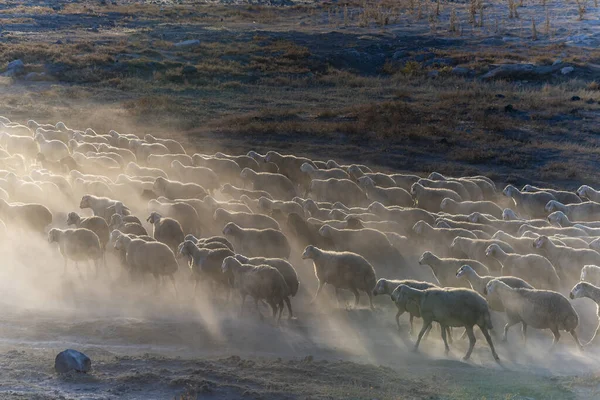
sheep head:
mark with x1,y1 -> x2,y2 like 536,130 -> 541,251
456,265 -> 473,279
412,221 -> 426,235
533,235 -> 549,249
300,163 -> 314,173
221,256 -> 241,273
147,212 -> 162,224
502,208 -> 518,221
418,251 -> 434,265
485,244 -> 500,257
570,282 -> 587,300
547,211 -> 566,227
301,245 -> 317,260
372,279 -> 388,296
545,200 -> 558,213
318,224 -> 333,238
502,185 -> 516,197
577,185 -> 589,199
79,195 -> 91,209
66,212 -> 80,226
47,228 -> 61,244
222,222 -> 240,237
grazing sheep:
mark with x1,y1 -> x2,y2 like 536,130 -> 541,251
223,222 -> 290,259
440,198 -> 503,219
302,245 -> 376,309
300,162 -> 350,180
503,185 -> 556,219
147,212 -> 184,252
143,134 -> 185,154
114,234 -> 178,287
581,265 -> 600,287
391,285 -> 499,361
485,244 -> 560,290
533,235 -> 600,288
153,177 -> 207,200
66,212 -> 109,251
221,183 -> 273,201
372,278 -> 439,332
35,133 -> 70,161
410,183 -> 462,213
214,208 -> 280,230
170,160 -> 219,193
0,199 -> 52,234
545,200 -> 600,223
48,228 -> 103,275
456,265 -> 533,312
308,178 -> 368,207
222,256 -> 290,320
357,176 -> 412,207
570,282 -> 600,345
240,168 -> 297,201
486,280 -> 582,349
577,185 -> 600,203
178,240 -> 234,295
418,251 -> 489,288
522,185 -> 581,205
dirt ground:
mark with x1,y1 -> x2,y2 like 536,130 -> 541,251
2,0 -> 600,399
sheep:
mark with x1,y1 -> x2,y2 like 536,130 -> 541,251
428,172 -> 493,199
170,160 -> 219,193
547,211 -> 600,229
417,178 -> 472,201
546,200 -> 600,223
66,212 -> 109,251
456,265 -> 533,312
533,235 -> 600,288
257,197 -> 304,217
490,231 -> 546,256
0,133 -> 37,160
0,173 -> 44,204
34,133 -> 70,161
68,139 -> 98,155
73,152 -> 121,169
193,154 -> 241,185
214,208 -> 280,230
319,224 -> 405,274
412,221 -> 477,246
247,151 -> 279,173
302,245 -> 376,309
570,282 -> 600,345
146,153 -> 192,171
328,208 -> 379,222
214,152 -> 260,171
372,278 -> 439,332
48,228 -> 103,276
235,254 -> 298,318
486,280 -> 582,350
581,265 -> 600,286
153,177 -> 207,200
72,131 -> 109,145
114,234 -> 178,287
178,240 -> 234,295
109,214 -> 148,236
418,251 -> 489,287
517,224 -> 589,238
577,185 -> 600,203
503,185 -> 556,219
143,134 -> 185,154
70,170 -> 112,185
522,185 -> 582,205
222,256 -> 290,321
96,143 -> 136,164
485,244 -> 560,290
223,222 -> 290,259
0,199 -> 52,234
240,168 -> 296,201
190,235 -> 235,252
264,151 -> 316,191
357,176 -> 412,207
300,162 -> 350,180
435,218 -> 497,237
146,212 -> 184,252
86,150 -> 125,168
221,183 -> 273,201
450,237 -> 514,272
286,213 -> 334,250
410,183 -> 461,213
36,128 -> 70,143
389,173 -> 421,191
440,198 -> 503,219
125,162 -> 167,179
27,120 -> 55,132
368,202 -> 435,232
148,199 -> 201,237
79,195 -> 130,221
326,160 -> 371,173
391,285 -> 499,361
308,178 -> 368,207
347,165 -> 396,188
129,140 -> 170,163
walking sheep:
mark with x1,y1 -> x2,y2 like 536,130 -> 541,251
570,282 -> 600,345
222,222 -> 290,259
48,228 -> 103,276
146,212 -> 184,253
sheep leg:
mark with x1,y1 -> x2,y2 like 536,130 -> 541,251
480,326 -> 500,361
350,288 -> 360,309
586,324 -> 600,346
168,275 -> 178,298
440,324 -> 450,355
446,326 -> 453,344
335,287 -> 342,308
413,319 -> 432,352
569,329 -> 583,351
284,296 -> 293,319
268,300 -> 278,319
240,294 -> 246,315
396,310 -> 405,332
366,291 -> 375,311
422,323 -> 433,340
254,298 -> 264,320
463,326 -> 476,361
310,281 -> 325,305
502,320 -> 520,342
521,322 -> 528,343
550,328 -> 561,350
277,299 -> 284,321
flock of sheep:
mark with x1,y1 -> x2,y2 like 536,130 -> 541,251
4,115 -> 600,363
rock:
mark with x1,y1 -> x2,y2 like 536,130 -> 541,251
552,59 -> 562,66
571,96 -> 581,102
174,39 -> 200,48
561,66 -> 574,75
452,67 -> 470,76
55,349 -> 91,373
2,59 -> 25,77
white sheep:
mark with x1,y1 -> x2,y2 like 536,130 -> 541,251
34,133 -> 69,161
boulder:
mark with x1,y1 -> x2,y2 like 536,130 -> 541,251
54,349 -> 91,373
